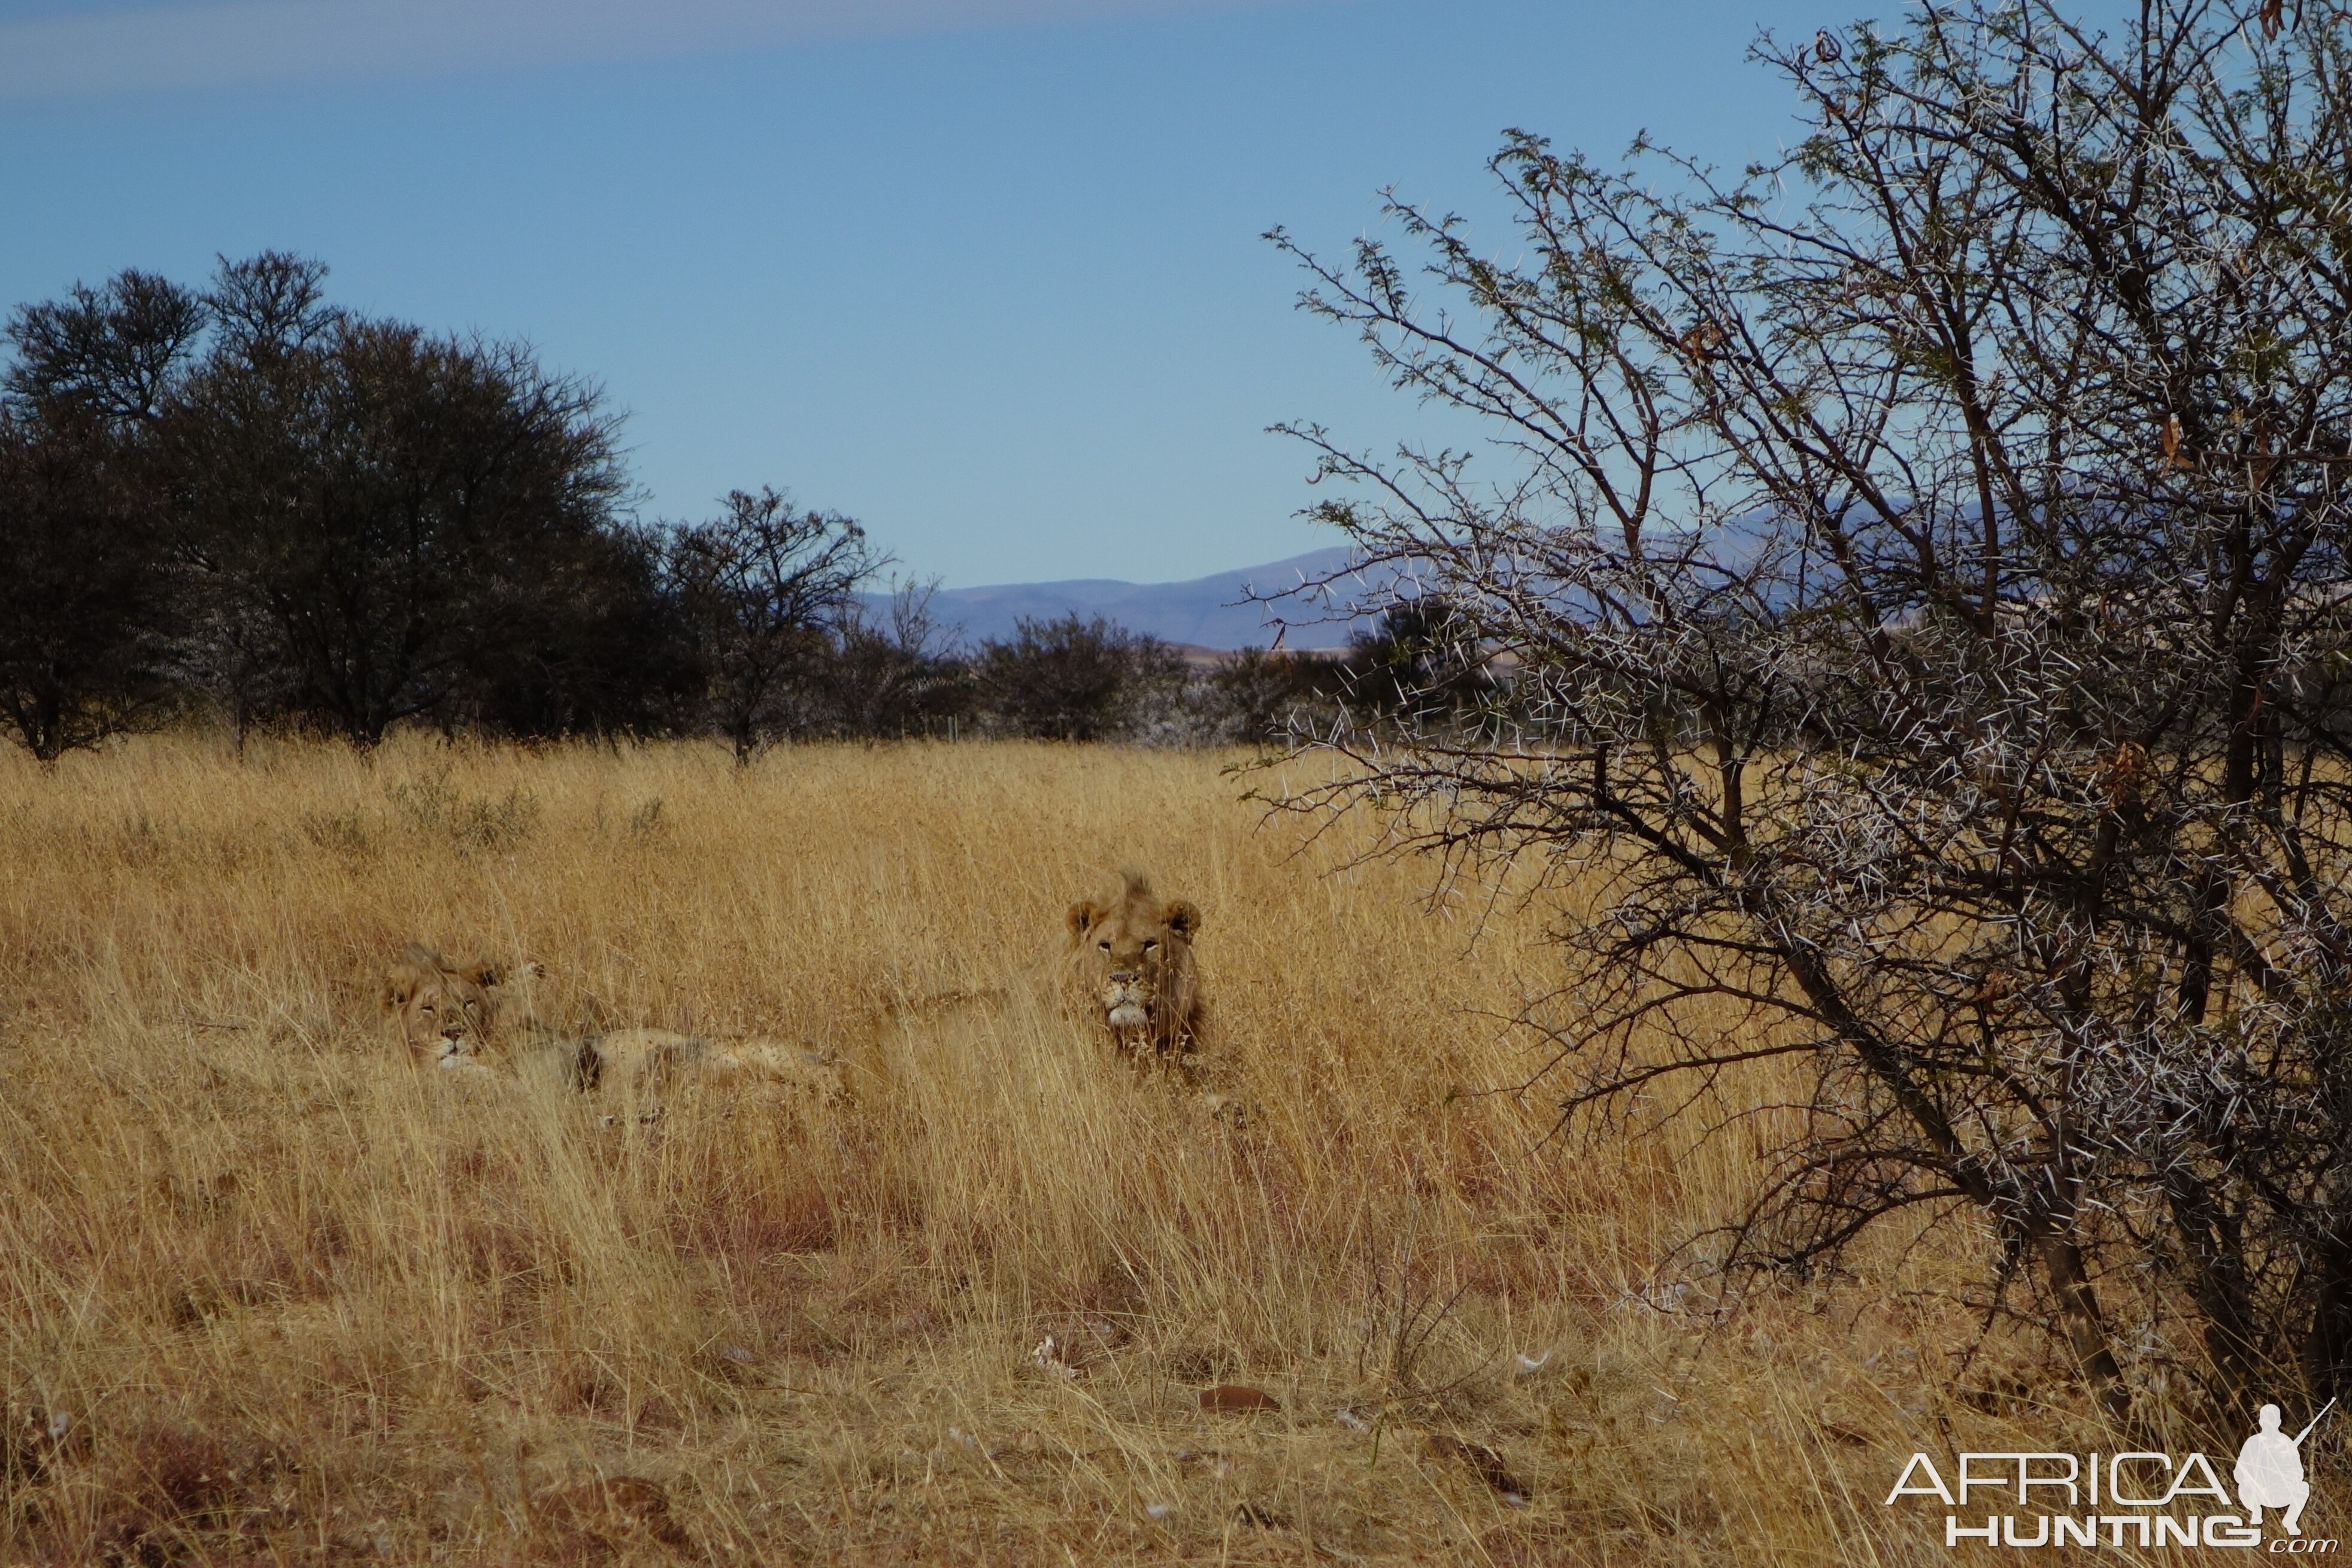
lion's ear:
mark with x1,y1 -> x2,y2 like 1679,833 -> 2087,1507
458,957 -> 501,989
1165,899 -> 1202,939
383,963 -> 424,1012
1066,900 -> 1100,939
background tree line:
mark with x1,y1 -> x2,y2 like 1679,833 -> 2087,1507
0,253 -> 1443,760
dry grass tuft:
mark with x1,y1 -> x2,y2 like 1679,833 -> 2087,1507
0,736 -> 2185,1561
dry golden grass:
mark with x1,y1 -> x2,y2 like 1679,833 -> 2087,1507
0,737 -> 2207,1563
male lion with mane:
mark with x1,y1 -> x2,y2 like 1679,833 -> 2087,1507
1063,871 -> 1205,1056
384,943 -> 517,1070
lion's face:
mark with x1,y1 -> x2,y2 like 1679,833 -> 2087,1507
1064,872 -> 1202,1052
383,944 -> 505,1067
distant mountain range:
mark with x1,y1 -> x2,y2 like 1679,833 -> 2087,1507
877,517 -> 1784,654
877,545 -> 1384,653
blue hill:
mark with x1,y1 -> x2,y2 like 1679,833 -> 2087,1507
878,546 -> 1374,652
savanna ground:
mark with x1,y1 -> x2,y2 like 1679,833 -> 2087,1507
0,738 -> 2237,1564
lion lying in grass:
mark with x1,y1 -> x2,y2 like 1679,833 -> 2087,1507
892,869 -> 1213,1063
566,1029 -> 842,1100
1063,870 -> 1206,1057
383,943 -> 517,1070
383,944 -> 841,1101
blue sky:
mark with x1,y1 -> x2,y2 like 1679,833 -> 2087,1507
2,0 -> 1844,586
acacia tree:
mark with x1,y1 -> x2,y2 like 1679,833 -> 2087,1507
1269,0 -> 2352,1418
0,414 -> 177,759
4,253 -> 669,748
975,614 -> 1184,741
163,254 -> 334,747
666,487 -> 884,761
5,268 -> 205,426
166,310 -> 634,744
817,580 -> 975,740
1336,598 -> 1498,731
0,269 -> 199,759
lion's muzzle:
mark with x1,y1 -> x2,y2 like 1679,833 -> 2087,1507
1101,971 -> 1154,1032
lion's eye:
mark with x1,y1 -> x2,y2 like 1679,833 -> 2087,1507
1098,941 -> 1112,952
420,1003 -> 436,1014
1143,939 -> 1159,952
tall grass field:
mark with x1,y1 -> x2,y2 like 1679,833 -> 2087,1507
1,738 -> 2184,1563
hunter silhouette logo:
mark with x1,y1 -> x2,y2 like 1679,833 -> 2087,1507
1884,1400 -> 2337,1550
2239,1400 -> 2332,1537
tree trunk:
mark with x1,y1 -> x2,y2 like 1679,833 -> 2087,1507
2035,1229 -> 2130,1421
2302,1238 -> 2352,1403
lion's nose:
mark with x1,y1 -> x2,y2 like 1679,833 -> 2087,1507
1109,970 -> 1136,984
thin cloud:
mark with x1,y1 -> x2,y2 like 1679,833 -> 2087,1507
0,0 -> 1310,99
